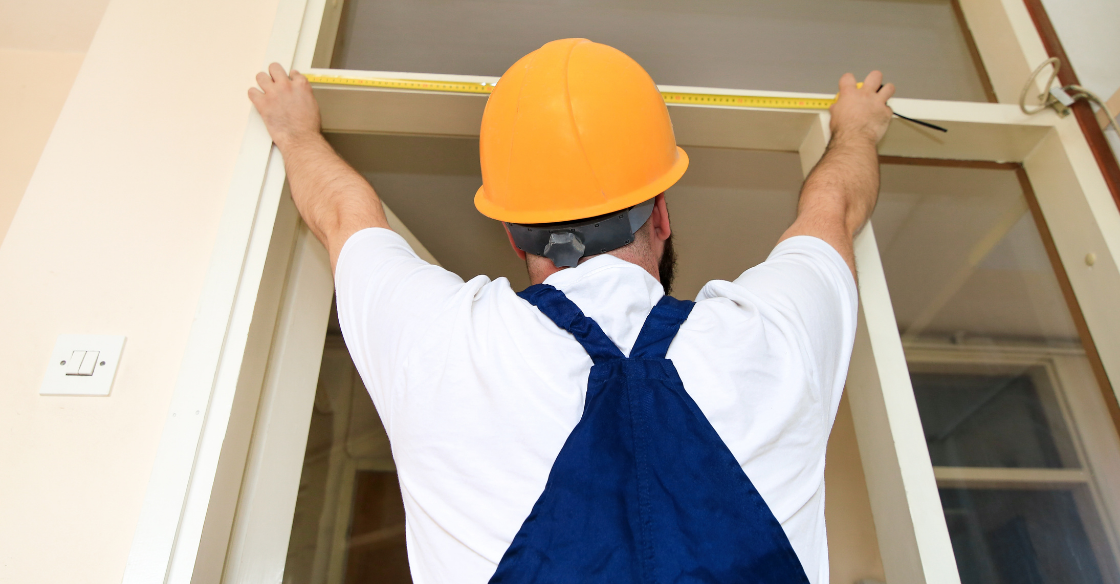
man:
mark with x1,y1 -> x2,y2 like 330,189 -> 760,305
250,38 -> 893,584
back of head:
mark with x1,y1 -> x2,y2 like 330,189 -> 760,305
474,38 -> 688,270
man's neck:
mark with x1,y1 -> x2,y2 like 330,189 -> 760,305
527,249 -> 660,286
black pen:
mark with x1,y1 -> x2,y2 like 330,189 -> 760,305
878,84 -> 948,132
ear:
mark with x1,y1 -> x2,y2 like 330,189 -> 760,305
650,193 -> 671,241
503,223 -> 527,261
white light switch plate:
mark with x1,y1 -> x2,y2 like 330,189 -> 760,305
40,334 -> 126,396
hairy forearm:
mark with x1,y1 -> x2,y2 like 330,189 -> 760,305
776,71 -> 892,277
779,132 -> 882,277
799,133 -> 880,238
278,134 -> 389,265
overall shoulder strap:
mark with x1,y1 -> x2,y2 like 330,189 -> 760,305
518,284 -> 624,364
629,295 -> 695,360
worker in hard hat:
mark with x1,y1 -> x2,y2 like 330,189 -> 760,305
250,38 -> 894,584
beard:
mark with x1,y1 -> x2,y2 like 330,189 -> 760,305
658,234 -> 677,296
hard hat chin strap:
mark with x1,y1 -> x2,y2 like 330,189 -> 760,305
505,198 -> 657,268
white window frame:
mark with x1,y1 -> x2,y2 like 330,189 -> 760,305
120,0 -> 1120,583
905,341 -> 1120,580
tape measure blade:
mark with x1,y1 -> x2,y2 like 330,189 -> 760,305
307,74 -> 832,110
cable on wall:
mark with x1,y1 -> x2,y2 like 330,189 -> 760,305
1021,57 -> 1120,136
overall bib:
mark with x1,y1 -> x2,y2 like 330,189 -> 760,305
489,284 -> 810,584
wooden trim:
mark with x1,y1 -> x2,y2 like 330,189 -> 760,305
878,155 -> 1019,170
950,0 -> 999,104
1021,0 -> 1120,214
934,466 -> 1089,489
221,223 -> 336,582
845,222 -> 962,584
312,69 -> 1057,163
1017,169 -> 1120,443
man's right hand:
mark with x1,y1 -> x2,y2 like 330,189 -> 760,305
247,63 -> 390,271
829,71 -> 895,146
778,71 -> 895,279
248,63 -> 322,150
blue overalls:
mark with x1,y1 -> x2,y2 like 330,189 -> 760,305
489,284 -> 810,584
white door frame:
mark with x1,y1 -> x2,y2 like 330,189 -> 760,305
121,0 -> 1120,582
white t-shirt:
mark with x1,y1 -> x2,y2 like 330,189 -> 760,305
335,229 -> 858,584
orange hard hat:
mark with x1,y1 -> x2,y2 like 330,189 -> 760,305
474,38 -> 689,224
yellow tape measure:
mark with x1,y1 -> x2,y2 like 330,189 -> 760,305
305,74 -> 496,95
304,73 -> 836,111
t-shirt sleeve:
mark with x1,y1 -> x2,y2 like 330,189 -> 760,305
697,236 -> 858,416
334,228 -> 470,426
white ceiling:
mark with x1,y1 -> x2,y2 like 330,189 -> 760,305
333,0 -> 990,102
0,0 -> 111,52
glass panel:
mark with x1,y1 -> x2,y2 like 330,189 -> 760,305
346,471 -> 411,583
941,488 -> 1106,584
873,161 -> 1120,582
331,0 -> 991,102
283,337 -> 412,583
912,370 -> 1078,469
875,164 -> 1078,344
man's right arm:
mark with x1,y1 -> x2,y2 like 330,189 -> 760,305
249,63 -> 390,271
778,71 -> 895,278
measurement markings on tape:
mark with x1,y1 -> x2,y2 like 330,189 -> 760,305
660,92 -> 834,110
305,74 -> 837,110
305,74 -> 496,94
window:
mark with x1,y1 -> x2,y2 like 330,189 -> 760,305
283,335 -> 411,584
200,2 -> 1120,583
331,0 -> 993,102
873,160 -> 1120,582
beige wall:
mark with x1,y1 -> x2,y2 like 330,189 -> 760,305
0,0 -> 111,53
0,49 -> 86,244
0,0 -> 279,582
0,0 -> 112,244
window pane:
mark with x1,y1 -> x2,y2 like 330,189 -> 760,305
912,370 -> 1078,468
873,161 -> 1120,583
346,471 -> 412,583
875,164 -> 1078,344
331,0 -> 991,102
283,336 -> 412,584
941,488 -> 1106,584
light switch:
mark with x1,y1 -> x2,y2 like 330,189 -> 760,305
64,350 -> 87,375
77,350 -> 100,376
41,335 -> 125,396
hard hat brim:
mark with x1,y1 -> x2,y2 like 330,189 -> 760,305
475,147 -> 689,225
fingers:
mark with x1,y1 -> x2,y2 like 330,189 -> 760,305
863,70 -> 883,93
255,63 -> 298,96
879,82 -> 896,102
268,62 -> 289,84
838,72 -> 857,93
